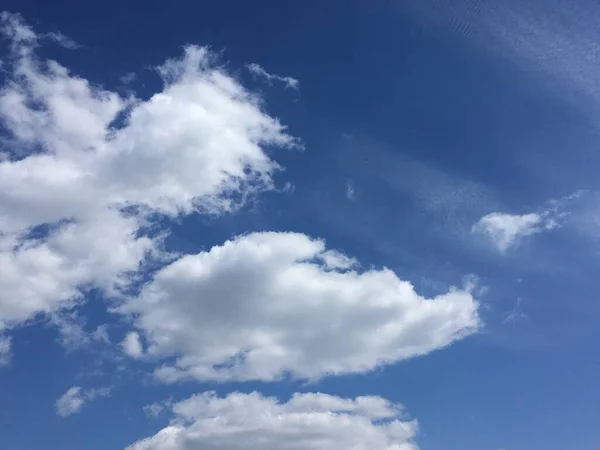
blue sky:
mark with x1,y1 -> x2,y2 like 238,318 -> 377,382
0,1 -> 599,449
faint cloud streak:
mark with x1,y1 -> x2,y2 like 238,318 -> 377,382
246,63 -> 299,90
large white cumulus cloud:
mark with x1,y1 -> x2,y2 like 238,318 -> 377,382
126,391 -> 419,450
0,13 -> 295,331
120,232 -> 480,382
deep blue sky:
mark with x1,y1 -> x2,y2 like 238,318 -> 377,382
1,1 -> 600,449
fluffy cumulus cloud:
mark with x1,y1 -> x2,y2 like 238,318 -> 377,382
0,14 -> 295,338
472,212 -> 556,252
55,385 -> 111,417
127,391 -> 418,450
119,232 -> 480,382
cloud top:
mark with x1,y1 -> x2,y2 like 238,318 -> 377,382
127,391 -> 418,450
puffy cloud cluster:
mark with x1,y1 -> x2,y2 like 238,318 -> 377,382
120,232 -> 480,382
0,13 -> 295,333
0,14 -> 486,450
127,391 -> 418,450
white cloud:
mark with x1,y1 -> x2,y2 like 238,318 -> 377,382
0,335 -> 11,366
50,309 -> 114,350
122,331 -> 144,359
0,11 -> 36,46
144,403 -> 165,418
472,192 -> 591,253
246,62 -> 299,90
55,385 -> 111,417
127,391 -> 418,450
472,212 -> 546,252
319,249 -> 358,270
0,11 -> 79,50
0,14 -> 295,342
119,232 -> 480,382
56,387 -> 85,417
472,207 -> 562,252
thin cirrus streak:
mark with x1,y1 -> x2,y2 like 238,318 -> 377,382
405,0 -> 600,115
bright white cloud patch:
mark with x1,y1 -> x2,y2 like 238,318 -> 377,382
0,14 -> 295,338
127,391 -> 418,450
472,192 -> 590,252
472,212 -> 553,252
55,385 -> 111,417
119,232 -> 480,382
122,331 -> 144,358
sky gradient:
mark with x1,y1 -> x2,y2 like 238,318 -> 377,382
0,1 -> 599,449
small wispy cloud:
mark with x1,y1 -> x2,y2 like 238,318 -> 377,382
49,311 -> 111,351
503,297 -> 527,326
408,0 -> 600,119
246,63 -> 299,90
55,385 -> 112,417
0,335 -> 11,366
472,192 -> 584,253
120,72 -> 136,84
44,31 -> 81,49
143,398 -> 173,418
345,181 -> 355,200
91,324 -> 110,344
50,310 -> 91,350
0,12 -> 80,50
